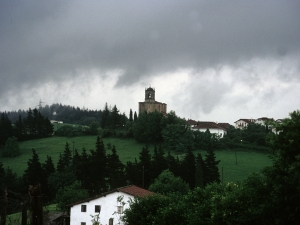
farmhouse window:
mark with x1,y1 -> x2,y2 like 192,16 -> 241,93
81,223 -> 86,225
117,206 -> 123,214
95,205 -> 101,213
81,205 -> 87,212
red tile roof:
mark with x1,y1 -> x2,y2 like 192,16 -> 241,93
117,185 -> 154,197
68,185 -> 154,207
192,121 -> 227,130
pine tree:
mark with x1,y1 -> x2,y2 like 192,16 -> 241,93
62,142 -> 72,168
151,145 -> 168,181
89,136 -> 107,194
180,149 -> 196,189
75,148 -> 91,191
204,148 -> 220,185
138,146 -> 152,188
165,151 -> 180,177
0,113 -> 13,145
23,149 -> 45,186
107,145 -> 126,190
0,162 -> 4,190
125,159 -> 140,186
101,103 -> 110,128
110,105 -> 120,129
195,153 -> 205,188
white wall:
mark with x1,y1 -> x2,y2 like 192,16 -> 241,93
70,192 -> 133,225
192,127 -> 226,137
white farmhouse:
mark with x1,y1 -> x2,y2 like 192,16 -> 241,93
234,119 -> 256,129
190,121 -> 231,137
69,185 -> 154,225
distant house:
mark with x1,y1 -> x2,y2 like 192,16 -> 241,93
255,117 -> 274,126
186,119 -> 198,127
191,121 -> 229,137
69,185 -> 154,225
234,119 -> 256,129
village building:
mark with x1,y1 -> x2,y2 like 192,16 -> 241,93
234,119 -> 256,129
138,87 -> 167,115
189,121 -> 231,137
69,185 -> 154,225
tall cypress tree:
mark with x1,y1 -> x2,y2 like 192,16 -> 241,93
134,111 -> 138,122
129,109 -> 133,122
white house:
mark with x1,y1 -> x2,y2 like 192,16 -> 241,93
190,121 -> 231,137
234,119 -> 256,129
69,185 -> 154,225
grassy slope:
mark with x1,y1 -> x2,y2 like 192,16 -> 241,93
0,136 -> 271,183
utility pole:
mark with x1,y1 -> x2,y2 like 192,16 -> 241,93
142,166 -> 145,188
72,141 -> 75,157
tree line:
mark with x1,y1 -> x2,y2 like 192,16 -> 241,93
0,135 -> 220,214
0,108 -> 53,147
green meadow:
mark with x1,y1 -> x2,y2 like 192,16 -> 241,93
0,136 -> 272,183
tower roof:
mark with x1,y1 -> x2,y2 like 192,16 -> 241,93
146,87 -> 155,91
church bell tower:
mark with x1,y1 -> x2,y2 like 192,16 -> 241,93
145,87 -> 155,102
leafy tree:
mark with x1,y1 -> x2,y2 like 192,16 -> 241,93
149,169 -> 189,195
133,111 -> 164,144
162,124 -> 185,151
259,110 -> 300,223
122,194 -> 170,225
89,121 -> 99,135
2,136 -> 20,157
55,181 -> 89,212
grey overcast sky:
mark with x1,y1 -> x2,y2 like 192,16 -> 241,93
1,0 -> 300,124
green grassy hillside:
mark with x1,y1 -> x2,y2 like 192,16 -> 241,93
0,136 -> 272,183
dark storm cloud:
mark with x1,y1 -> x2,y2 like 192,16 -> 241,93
0,0 -> 300,114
